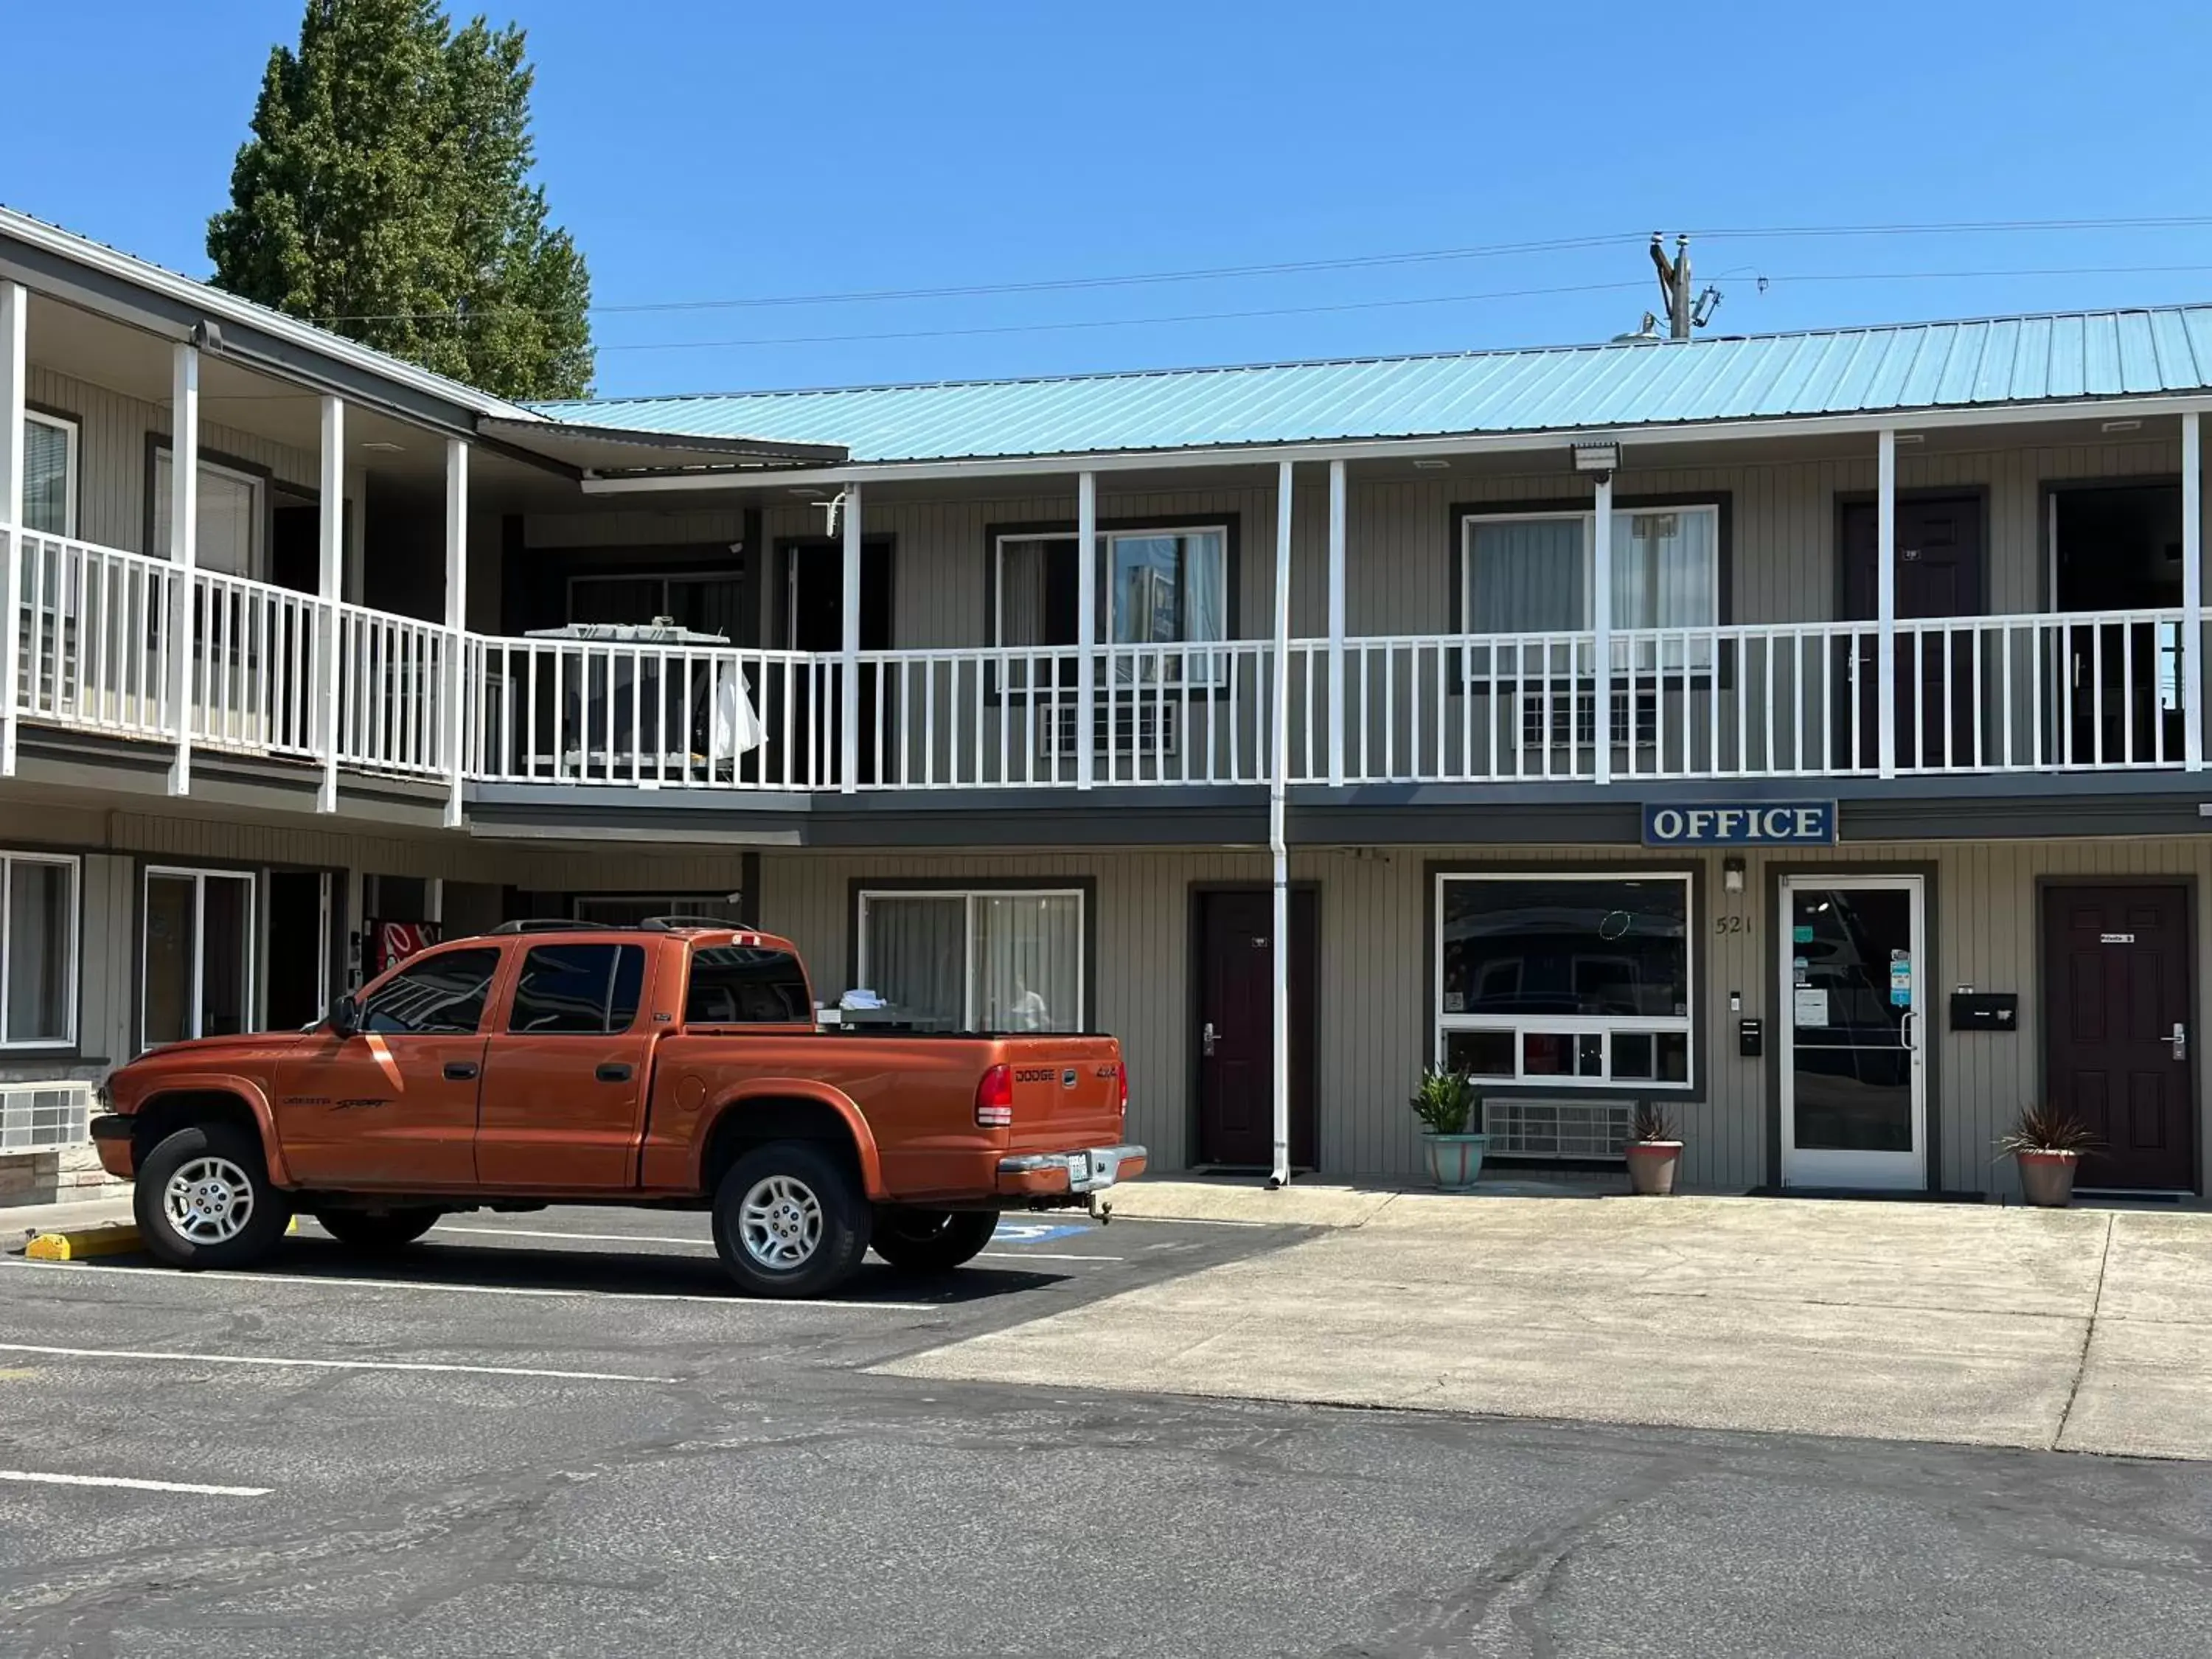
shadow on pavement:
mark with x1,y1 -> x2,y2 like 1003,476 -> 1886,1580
45,1238 -> 1071,1305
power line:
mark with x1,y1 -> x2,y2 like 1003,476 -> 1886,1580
302,213 -> 2212,324
592,261 -> 2212,354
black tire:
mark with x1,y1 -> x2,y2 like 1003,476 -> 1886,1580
314,1208 -> 442,1253
870,1208 -> 999,1274
710,1141 -> 871,1298
133,1122 -> 291,1271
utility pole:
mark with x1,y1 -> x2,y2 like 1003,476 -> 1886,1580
1651,233 -> 1692,341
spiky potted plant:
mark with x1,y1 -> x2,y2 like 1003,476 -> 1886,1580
1999,1105 -> 2097,1208
1410,1065 -> 1485,1192
1624,1102 -> 1683,1197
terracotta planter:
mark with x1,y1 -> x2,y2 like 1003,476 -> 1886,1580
1422,1132 -> 1487,1193
1624,1139 -> 1683,1196
2016,1149 -> 2079,1208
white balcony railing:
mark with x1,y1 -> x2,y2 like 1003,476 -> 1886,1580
1,523 -> 2202,801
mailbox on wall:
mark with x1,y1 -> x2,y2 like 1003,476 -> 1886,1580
1950,992 -> 2019,1032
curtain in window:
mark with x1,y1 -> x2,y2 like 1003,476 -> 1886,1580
1612,510 -> 1714,630
1467,518 -> 1583,633
863,896 -> 966,1030
24,420 -> 70,537
153,455 -> 260,577
999,540 -> 1054,647
973,894 -> 1081,1033
4,860 -> 72,1044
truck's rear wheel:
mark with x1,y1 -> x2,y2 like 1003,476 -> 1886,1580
314,1208 -> 442,1253
871,1208 -> 998,1273
133,1123 -> 290,1271
711,1141 -> 870,1298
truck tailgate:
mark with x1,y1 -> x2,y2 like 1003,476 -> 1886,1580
998,1036 -> 1124,1151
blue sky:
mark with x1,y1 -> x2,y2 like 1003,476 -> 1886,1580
5,1 -> 2211,399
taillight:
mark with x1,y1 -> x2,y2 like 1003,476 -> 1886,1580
975,1063 -> 1014,1127
1117,1060 -> 1129,1119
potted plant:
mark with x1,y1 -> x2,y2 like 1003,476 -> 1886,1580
1999,1105 -> 2097,1208
1410,1065 -> 1486,1192
1624,1102 -> 1683,1196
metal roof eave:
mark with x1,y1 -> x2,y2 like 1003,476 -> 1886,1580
577,387 -> 2212,495
475,415 -> 846,476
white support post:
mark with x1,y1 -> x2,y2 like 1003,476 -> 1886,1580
1877,426 -> 1898,779
0,280 -> 24,779
167,341 -> 199,797
316,396 -> 344,812
839,482 -> 862,794
1326,459 -> 1346,787
1077,470 -> 1096,790
1591,470 -> 1614,786
442,437 -> 468,827
2185,409 -> 2203,772
1268,459 -> 1294,1190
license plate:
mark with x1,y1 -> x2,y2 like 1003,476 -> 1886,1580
1066,1153 -> 1091,1186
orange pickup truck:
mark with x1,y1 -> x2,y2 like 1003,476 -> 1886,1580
91,919 -> 1144,1298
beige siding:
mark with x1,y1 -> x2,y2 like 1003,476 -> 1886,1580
759,838 -> 2212,1200
31,365 -> 320,556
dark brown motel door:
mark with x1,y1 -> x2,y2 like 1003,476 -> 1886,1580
1840,495 -> 1985,771
2043,885 -> 2196,1192
1194,888 -> 1315,1169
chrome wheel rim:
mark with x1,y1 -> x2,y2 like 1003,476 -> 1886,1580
164,1155 -> 255,1245
738,1174 -> 823,1270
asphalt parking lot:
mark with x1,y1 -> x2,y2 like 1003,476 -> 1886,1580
7,1203 -> 2212,1658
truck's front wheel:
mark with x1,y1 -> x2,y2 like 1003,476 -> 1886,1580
871,1208 -> 998,1273
711,1142 -> 871,1298
133,1123 -> 290,1271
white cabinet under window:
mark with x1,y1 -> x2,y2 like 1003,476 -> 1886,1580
0,852 -> 78,1048
1435,872 -> 1694,1090
153,450 -> 264,579
857,888 -> 1084,1033
143,867 -> 256,1048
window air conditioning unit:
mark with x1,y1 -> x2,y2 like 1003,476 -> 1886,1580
1038,698 -> 1180,759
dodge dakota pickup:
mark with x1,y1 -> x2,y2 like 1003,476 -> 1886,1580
92,919 -> 1144,1298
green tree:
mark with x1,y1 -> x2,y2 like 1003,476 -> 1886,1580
207,0 -> 593,400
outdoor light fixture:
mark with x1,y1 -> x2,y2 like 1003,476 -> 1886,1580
1412,459 -> 1450,470
361,440 -> 405,453
1724,856 -> 1746,893
2102,419 -> 2143,434
1572,441 -> 1621,473
1893,433 -> 1924,445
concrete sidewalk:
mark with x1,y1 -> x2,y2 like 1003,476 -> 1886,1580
886,1194 -> 2212,1459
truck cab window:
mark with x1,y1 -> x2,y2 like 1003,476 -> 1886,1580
509,943 -> 646,1034
686,946 -> 811,1024
359,947 -> 501,1036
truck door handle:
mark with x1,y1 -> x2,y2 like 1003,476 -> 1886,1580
596,1062 -> 634,1083
443,1061 -> 479,1081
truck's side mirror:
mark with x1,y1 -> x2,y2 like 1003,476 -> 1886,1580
328,995 -> 361,1039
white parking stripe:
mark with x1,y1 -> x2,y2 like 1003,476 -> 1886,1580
0,1341 -> 677,1385
2,1257 -> 938,1312
0,1469 -> 271,1498
424,1224 -> 1122,1265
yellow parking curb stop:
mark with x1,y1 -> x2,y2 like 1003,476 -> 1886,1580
19,1215 -> 298,1260
23,1226 -> 142,1260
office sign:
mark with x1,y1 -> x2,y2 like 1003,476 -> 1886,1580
1642,801 -> 1836,846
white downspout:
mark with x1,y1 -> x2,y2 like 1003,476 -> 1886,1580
1267,459 -> 1294,1189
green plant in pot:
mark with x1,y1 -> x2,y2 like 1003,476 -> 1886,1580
1624,1101 -> 1683,1197
1998,1104 -> 2096,1208
1411,1065 -> 1486,1192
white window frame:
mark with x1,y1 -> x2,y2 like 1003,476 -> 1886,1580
153,448 -> 266,580
1433,870 -> 1695,1092
0,851 -> 80,1049
23,411 -> 79,539
992,524 -> 1231,648
142,865 -> 257,1050
855,886 -> 1086,1032
1459,504 -> 1721,637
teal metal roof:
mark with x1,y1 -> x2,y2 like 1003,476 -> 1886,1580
539,306 -> 2212,465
